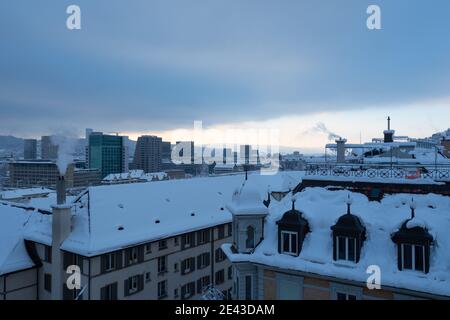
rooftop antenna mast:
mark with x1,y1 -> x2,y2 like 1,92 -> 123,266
387,116 -> 391,131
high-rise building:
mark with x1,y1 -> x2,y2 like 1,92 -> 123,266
23,139 -> 37,160
175,141 -> 195,164
41,136 -> 58,160
161,141 -> 172,161
132,135 -> 162,173
88,132 -> 127,178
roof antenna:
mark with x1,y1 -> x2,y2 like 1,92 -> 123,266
291,192 -> 298,211
410,198 -> 416,219
387,116 -> 391,131
346,194 -> 353,215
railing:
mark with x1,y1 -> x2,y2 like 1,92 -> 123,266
305,163 -> 450,181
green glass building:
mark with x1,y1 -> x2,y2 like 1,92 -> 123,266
88,133 -> 126,178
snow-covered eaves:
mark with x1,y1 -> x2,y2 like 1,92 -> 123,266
0,204 -> 35,276
223,188 -> 450,297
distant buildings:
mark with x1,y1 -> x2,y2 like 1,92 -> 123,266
7,160 -> 101,188
132,136 -> 162,173
442,137 -> 450,158
87,132 -> 128,178
23,139 -> 37,160
41,136 -> 58,160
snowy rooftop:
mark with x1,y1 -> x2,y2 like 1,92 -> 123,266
102,170 -> 167,182
0,204 -> 34,275
23,172 -> 303,257
0,187 -> 53,201
223,188 -> 450,297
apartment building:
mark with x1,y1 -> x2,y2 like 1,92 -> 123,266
223,178 -> 450,300
132,136 -> 162,173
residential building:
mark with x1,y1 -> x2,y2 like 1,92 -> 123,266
87,132 -> 128,178
0,172 -> 300,300
24,139 -> 37,160
223,177 -> 450,300
41,136 -> 58,160
133,136 -> 162,173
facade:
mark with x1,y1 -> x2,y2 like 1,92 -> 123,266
41,136 -> 58,160
133,136 -> 162,173
224,178 -> 450,300
88,132 -> 128,178
23,139 -> 37,160
7,161 -> 100,188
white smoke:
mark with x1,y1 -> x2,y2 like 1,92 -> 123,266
51,134 -> 77,176
314,122 -> 342,141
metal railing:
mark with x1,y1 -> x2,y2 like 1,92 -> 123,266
305,162 -> 450,181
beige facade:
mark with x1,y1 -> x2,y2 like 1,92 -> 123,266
0,268 -> 38,300
29,223 -> 233,300
232,265 -> 444,300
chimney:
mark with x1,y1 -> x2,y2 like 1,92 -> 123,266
335,138 -> 347,163
51,174 -> 72,300
383,116 -> 395,143
56,175 -> 66,205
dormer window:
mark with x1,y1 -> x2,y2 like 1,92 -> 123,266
392,199 -> 433,274
400,243 -> 425,272
331,195 -> 366,263
336,236 -> 356,262
276,193 -> 309,257
245,226 -> 255,249
281,230 -> 298,256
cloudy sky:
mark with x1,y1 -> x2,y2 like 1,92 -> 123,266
1,0 -> 449,152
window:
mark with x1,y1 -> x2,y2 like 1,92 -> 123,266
104,253 -> 116,271
44,273 -> 51,292
401,243 -> 425,272
44,246 -> 52,263
227,223 -> 232,237
197,229 -> 210,245
126,275 -> 142,295
174,237 -> 179,246
215,248 -> 226,263
101,283 -> 117,300
218,225 -> 225,239
159,240 -> 167,250
145,272 -> 151,283
145,243 -> 152,254
246,226 -> 255,249
228,266 -> 233,280
158,256 -> 167,273
336,292 -> 357,300
215,269 -> 225,285
174,263 -> 179,272
174,288 -> 179,298
158,280 -> 167,299
181,282 -> 196,299
336,236 -> 356,262
245,275 -> 252,300
197,253 -> 210,269
197,276 -> 210,294
281,231 -> 298,256
181,257 -> 195,274
127,247 -> 139,265
182,233 -> 195,249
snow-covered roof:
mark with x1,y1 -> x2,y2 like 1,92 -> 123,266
0,204 -> 35,275
103,170 -> 167,182
223,188 -> 450,297
24,172 -> 304,257
226,180 -> 269,216
1,187 -> 53,200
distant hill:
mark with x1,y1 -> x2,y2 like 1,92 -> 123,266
0,135 -> 23,156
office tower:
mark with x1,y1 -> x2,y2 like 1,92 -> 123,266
175,141 -> 195,164
240,145 -> 252,165
41,136 -> 59,160
133,135 -> 162,173
85,128 -> 93,140
88,132 -> 127,178
161,141 -> 172,161
23,139 -> 37,160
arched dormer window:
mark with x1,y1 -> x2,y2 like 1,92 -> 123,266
331,195 -> 366,263
276,193 -> 310,257
246,226 -> 255,249
391,199 -> 433,274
